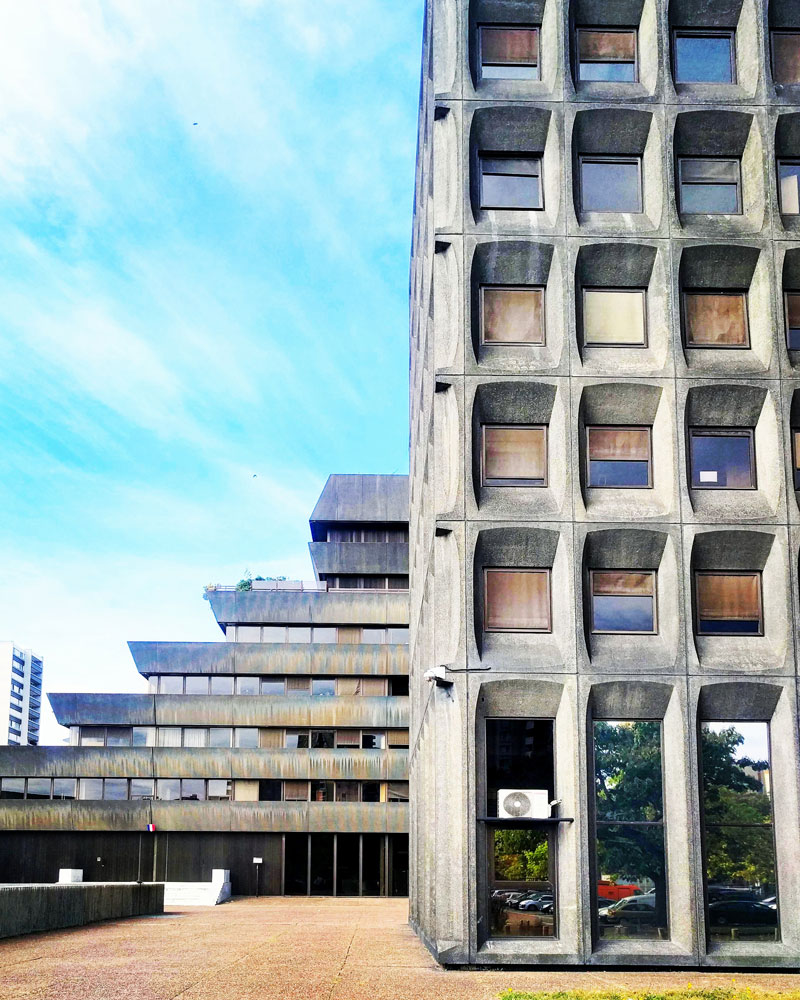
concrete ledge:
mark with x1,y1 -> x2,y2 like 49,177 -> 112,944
0,882 -> 164,939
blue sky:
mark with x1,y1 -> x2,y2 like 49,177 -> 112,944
0,0 -> 422,743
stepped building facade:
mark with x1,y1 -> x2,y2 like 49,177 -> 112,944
410,0 -> 800,969
0,475 -> 410,897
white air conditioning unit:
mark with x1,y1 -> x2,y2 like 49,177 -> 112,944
498,788 -> 551,820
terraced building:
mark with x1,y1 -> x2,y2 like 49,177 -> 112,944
0,474 -> 410,897
410,0 -> 800,969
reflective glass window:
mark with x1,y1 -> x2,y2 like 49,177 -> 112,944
234,728 -> 259,749
701,722 -> 778,941
156,778 -> 180,801
312,627 -> 337,643
236,626 -> 261,642
486,720 -> 556,938
578,28 -> 637,82
181,779 -> 205,801
132,726 -> 155,747
778,161 -> 800,214
285,730 -> 309,749
159,675 -> 184,695
261,677 -> 285,695
286,627 -> 312,643
684,291 -> 748,347
157,727 -> 181,748
481,157 -> 543,210
236,675 -> 260,696
207,779 -> 231,800
130,778 -> 155,800
580,158 -> 642,213
26,777 -> 51,799
362,628 -> 385,643
480,26 -> 539,80
785,292 -> 800,350
261,626 -> 286,642
210,675 -> 234,695
482,425 -> 547,487
587,426 -> 652,488
594,721 -> 667,939
481,286 -> 546,345
673,31 -> 735,83
311,678 -> 336,697
695,572 -> 763,635
182,728 -> 208,748
793,430 -> 800,490
106,727 -> 132,747
1,777 -> 25,799
79,778 -> 103,800
80,726 -> 105,747
184,675 -> 209,695
583,289 -> 646,346
388,628 -> 410,644
484,568 -> 551,632
103,779 -> 128,800
591,571 -> 657,634
53,778 -> 77,800
690,429 -> 755,489
209,727 -> 233,748
772,31 -> 800,84
679,158 -> 741,214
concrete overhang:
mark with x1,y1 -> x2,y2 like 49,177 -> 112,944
308,541 -> 409,577
308,474 -> 409,541
206,590 -> 409,629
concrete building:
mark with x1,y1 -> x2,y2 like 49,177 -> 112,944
410,0 -> 800,969
0,643 -> 43,746
0,475 -> 410,897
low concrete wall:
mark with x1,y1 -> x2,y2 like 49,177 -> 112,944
0,882 -> 164,939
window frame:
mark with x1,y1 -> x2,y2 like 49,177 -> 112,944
582,286 -> 648,348
481,423 -> 548,488
771,30 -> 800,85
589,569 -> 658,635
480,154 -> 544,211
672,28 -> 737,85
586,424 -> 653,490
784,290 -> 800,351
478,24 -> 541,82
677,157 -> 743,216
688,427 -> 757,490
777,158 -> 800,215
693,570 -> 764,637
479,284 -> 546,346
681,289 -> 750,350
575,26 -> 639,84
578,155 -> 643,214
483,567 -> 553,634
792,428 -> 800,490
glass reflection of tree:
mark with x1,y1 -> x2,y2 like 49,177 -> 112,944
594,721 -> 667,932
700,726 -> 774,891
493,828 -> 550,883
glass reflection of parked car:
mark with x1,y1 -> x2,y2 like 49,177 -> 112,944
761,896 -> 777,910
597,896 -> 616,909
510,890 -> 543,909
519,893 -> 554,912
599,893 -> 656,927
708,900 -> 777,927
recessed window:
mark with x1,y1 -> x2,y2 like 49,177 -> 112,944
103,778 -> 128,801
484,568 -> 551,633
689,429 -> 755,489
208,727 -> 233,748
480,26 -> 539,80
159,675 -> 183,695
583,288 -> 646,346
106,727 -> 132,748
482,425 -> 547,487
235,727 -> 259,749
480,156 -> 543,210
683,291 -> 748,348
587,426 -> 652,488
577,28 -> 637,82
590,571 -> 657,634
184,675 -> 209,695
481,286 -> 545,345
25,777 -> 51,800
772,31 -> 800,84
793,430 -> 800,489
53,778 -> 77,800
235,675 -> 260,696
0,778 -> 25,799
673,30 -> 736,84
778,160 -> 800,214
261,677 -> 285,695
130,778 -> 155,800
678,158 -> 741,215
579,157 -> 642,213
593,721 -> 668,939
695,572 -> 763,635
786,292 -> 800,350
210,675 -> 234,695
700,721 -> 778,941
311,678 -> 336,697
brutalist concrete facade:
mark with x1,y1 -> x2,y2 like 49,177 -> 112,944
409,0 -> 800,968
0,475 -> 410,897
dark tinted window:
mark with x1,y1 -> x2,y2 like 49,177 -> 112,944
772,31 -> 800,84
580,158 -> 641,213
690,430 -> 754,489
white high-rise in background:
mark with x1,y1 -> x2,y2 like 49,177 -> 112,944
0,643 -> 43,746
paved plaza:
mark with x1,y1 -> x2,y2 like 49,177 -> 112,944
0,898 -> 798,1000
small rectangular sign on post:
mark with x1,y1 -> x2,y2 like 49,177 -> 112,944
253,857 -> 263,864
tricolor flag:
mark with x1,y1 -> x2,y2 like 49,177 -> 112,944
146,823 -> 156,832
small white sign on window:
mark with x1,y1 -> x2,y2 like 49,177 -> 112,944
253,857 -> 263,864
699,470 -> 718,483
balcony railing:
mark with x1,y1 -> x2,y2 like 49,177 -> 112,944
210,580 -> 329,593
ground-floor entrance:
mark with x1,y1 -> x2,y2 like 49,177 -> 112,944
0,831 -> 408,897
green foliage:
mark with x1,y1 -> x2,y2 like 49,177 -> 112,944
494,829 -> 549,882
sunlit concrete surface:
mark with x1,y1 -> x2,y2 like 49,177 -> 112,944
0,898 -> 798,1000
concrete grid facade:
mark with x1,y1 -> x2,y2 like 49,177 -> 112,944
409,0 -> 800,969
